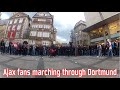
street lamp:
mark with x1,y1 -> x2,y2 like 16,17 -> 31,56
75,33 -> 78,56
99,12 -> 111,44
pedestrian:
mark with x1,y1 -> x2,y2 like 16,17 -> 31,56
0,38 -> 5,54
107,39 -> 113,57
97,43 -> 102,57
66,46 -> 70,57
5,41 -> 9,54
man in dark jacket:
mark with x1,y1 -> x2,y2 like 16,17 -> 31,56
0,38 -> 5,54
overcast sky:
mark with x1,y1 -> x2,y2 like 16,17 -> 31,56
1,12 -> 85,43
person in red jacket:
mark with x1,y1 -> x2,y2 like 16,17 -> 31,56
49,44 -> 56,57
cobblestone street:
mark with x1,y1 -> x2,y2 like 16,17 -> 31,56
0,54 -> 119,78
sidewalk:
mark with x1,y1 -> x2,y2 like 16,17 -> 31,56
0,54 -> 119,78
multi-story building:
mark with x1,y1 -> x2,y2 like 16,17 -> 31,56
0,12 -> 8,40
84,12 -> 120,27
5,12 -> 31,43
83,12 -> 120,44
29,12 -> 57,46
70,20 -> 89,46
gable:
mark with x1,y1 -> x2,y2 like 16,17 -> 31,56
33,12 -> 52,18
10,12 -> 29,19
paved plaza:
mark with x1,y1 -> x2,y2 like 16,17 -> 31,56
0,54 -> 119,78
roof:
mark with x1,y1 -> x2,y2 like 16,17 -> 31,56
9,12 -> 30,19
74,20 -> 86,27
33,12 -> 53,18
82,13 -> 120,32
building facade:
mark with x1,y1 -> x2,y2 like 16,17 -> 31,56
83,12 -> 120,44
0,12 -> 8,40
0,20 -> 8,40
70,20 -> 89,46
5,12 -> 31,43
29,12 -> 56,46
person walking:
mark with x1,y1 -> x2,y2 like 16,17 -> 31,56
97,43 -> 102,57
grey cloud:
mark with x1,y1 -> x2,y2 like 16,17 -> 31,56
54,20 -> 73,42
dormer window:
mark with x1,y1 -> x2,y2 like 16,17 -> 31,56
19,18 -> 23,23
39,13 -> 44,16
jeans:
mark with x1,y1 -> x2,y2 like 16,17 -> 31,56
0,47 -> 5,54
98,49 -> 102,57
5,47 -> 9,53
108,49 -> 113,57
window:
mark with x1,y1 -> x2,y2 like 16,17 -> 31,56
39,13 -> 44,16
48,25 -> 51,29
7,31 -> 11,38
38,25 -> 43,28
37,32 -> 42,37
14,19 -> 18,24
43,32 -> 49,37
7,26 -> 11,31
32,25 -> 35,28
33,25 -> 38,28
17,24 -> 21,31
30,32 -> 32,36
46,25 -> 48,29
36,25 -> 39,28
15,32 -> 20,38
30,31 -> 37,36
10,32 -> 15,38
12,25 -> 16,31
44,25 -> 47,28
38,19 -> 46,22
10,32 -> 13,38
43,25 -> 49,29
42,41 -> 49,46
19,18 -> 23,23
9,20 -> 13,24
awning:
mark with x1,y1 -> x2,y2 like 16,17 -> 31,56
82,13 -> 120,32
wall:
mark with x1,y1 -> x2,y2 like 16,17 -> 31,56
84,12 -> 120,27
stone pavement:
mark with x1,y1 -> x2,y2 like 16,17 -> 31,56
0,54 -> 119,78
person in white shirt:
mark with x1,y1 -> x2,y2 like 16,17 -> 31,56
107,39 -> 113,57
97,43 -> 102,57
5,41 -> 9,54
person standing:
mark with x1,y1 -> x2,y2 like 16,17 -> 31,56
0,38 -> 5,54
66,46 -> 70,57
43,46 -> 47,56
9,42 -> 12,55
5,41 -> 9,54
97,43 -> 102,57
107,39 -> 113,57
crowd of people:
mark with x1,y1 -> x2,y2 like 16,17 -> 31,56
0,38 -> 119,57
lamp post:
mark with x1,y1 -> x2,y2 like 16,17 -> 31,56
75,33 -> 78,56
99,12 -> 111,44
